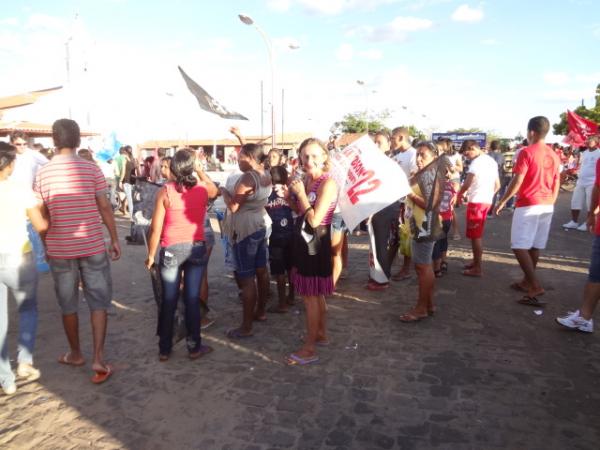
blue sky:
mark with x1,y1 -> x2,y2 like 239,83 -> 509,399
1,0 -> 599,144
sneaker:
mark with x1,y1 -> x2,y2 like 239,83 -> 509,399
577,223 -> 588,232
556,310 -> 594,333
17,363 -> 41,381
2,381 -> 17,396
563,220 -> 579,229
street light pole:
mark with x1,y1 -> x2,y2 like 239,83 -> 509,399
239,14 -> 276,150
356,80 -> 369,133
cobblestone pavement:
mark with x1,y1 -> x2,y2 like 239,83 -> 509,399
0,193 -> 599,449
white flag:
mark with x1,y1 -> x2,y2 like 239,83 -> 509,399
330,135 -> 411,231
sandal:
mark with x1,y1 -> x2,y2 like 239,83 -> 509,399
517,295 -> 547,307
225,328 -> 254,340
434,270 -> 444,278
286,353 -> 319,366
189,345 -> 213,360
399,312 -> 428,322
462,268 -> 482,277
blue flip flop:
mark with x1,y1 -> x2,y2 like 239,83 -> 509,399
286,353 -> 319,366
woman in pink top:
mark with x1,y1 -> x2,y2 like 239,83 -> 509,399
146,149 -> 217,361
286,138 -> 338,365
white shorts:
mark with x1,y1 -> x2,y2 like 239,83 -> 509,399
511,205 -> 554,250
571,184 -> 593,211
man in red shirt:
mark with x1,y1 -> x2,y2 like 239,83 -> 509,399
556,155 -> 600,333
35,119 -> 121,383
495,116 -> 560,306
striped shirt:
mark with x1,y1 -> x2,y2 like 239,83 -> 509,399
34,154 -> 107,259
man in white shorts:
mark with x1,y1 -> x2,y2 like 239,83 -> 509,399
563,136 -> 600,231
495,116 -> 561,307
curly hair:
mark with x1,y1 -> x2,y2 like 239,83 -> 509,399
170,148 -> 198,193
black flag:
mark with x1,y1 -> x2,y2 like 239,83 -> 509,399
178,66 -> 248,120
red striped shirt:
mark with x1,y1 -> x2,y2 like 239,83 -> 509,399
34,155 -> 107,259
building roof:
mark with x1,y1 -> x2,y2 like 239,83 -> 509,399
0,121 -> 98,138
138,132 -> 312,150
0,87 -> 62,111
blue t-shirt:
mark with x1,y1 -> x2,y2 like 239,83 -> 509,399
265,185 -> 293,240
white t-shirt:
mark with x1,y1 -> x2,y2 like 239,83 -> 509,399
577,149 -> 600,187
0,179 -> 38,255
11,148 -> 48,188
393,147 -> 417,177
466,153 -> 498,204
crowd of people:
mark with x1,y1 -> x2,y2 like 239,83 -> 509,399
0,117 -> 599,396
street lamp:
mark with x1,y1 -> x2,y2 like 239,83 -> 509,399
239,14 -> 276,149
356,80 -> 369,133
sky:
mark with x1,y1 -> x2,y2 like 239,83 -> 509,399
1,0 -> 599,145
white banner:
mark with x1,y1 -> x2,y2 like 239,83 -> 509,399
330,135 -> 411,231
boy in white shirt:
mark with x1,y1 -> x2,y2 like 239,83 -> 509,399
457,140 -> 500,277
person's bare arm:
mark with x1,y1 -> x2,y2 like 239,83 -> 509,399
27,205 -> 48,239
494,174 -> 524,215
407,190 -> 427,209
146,188 -> 167,269
195,163 -> 218,198
220,172 -> 255,213
456,173 -> 475,206
229,126 -> 246,146
290,177 -> 337,228
494,175 -> 500,194
96,194 -> 121,260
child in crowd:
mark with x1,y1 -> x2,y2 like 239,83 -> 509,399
265,166 -> 295,312
432,164 -> 459,277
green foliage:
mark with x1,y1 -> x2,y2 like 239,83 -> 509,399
552,83 -> 600,135
446,127 -> 483,133
330,110 -> 425,140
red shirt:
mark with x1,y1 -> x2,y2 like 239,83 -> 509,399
595,159 -> 600,236
35,155 -> 107,259
513,143 -> 560,208
160,182 -> 208,247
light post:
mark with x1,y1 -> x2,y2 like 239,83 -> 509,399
356,80 -> 370,133
239,14 -> 276,149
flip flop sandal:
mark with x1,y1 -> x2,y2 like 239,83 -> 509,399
58,353 -> 85,367
189,345 -> 213,360
91,364 -> 113,384
286,353 -> 319,366
399,312 -> 428,323
225,328 -> 254,340
509,282 -> 528,293
462,269 -> 482,277
391,273 -> 411,281
517,296 -> 547,307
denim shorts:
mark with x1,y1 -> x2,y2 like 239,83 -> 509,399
49,252 -> 113,314
233,229 -> 268,279
411,240 -> 435,265
589,235 -> 600,283
331,212 -> 347,234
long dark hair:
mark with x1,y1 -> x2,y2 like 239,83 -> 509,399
0,142 -> 17,170
170,148 -> 197,192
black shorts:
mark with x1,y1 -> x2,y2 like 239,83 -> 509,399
269,237 -> 293,275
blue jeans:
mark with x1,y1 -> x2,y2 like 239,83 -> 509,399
589,236 -> 600,283
158,241 -> 206,355
0,252 -> 38,388
233,229 -> 268,279
27,222 -> 49,273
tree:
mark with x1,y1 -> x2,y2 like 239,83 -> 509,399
446,127 -> 482,133
552,83 -> 600,135
330,110 -> 425,140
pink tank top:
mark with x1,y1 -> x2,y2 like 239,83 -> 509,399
308,174 -> 336,226
160,182 -> 208,247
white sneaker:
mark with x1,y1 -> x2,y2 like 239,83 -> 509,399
563,220 -> 579,229
2,382 -> 17,396
556,310 -> 594,333
577,223 -> 588,232
17,363 -> 41,381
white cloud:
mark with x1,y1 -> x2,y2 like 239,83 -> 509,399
293,0 -> 406,15
267,0 -> 292,12
349,15 -> 433,42
0,18 -> 19,26
543,72 -> 570,86
359,49 -> 383,60
336,43 -> 353,61
451,4 -> 484,23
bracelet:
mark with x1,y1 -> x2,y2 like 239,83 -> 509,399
303,206 -> 313,215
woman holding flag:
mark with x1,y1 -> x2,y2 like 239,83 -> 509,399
287,138 -> 338,365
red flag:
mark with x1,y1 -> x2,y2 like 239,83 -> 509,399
567,110 -> 598,143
